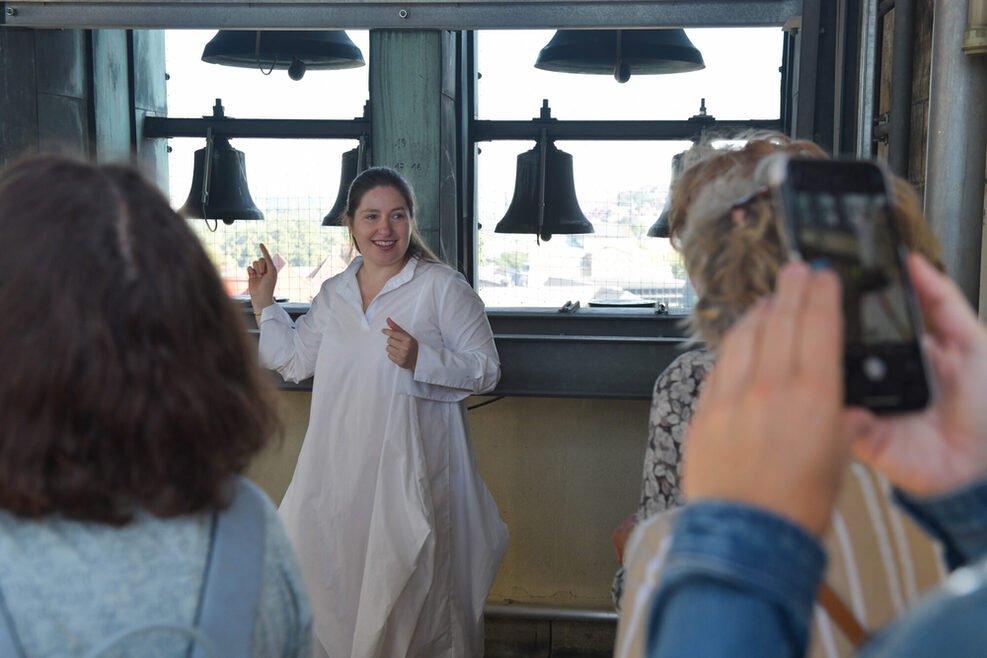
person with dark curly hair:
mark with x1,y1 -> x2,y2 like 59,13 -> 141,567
0,155 -> 312,657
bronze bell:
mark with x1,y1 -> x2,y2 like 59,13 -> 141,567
178,135 -> 263,225
648,151 -> 687,238
322,146 -> 360,226
647,202 -> 672,238
535,29 -> 705,83
495,140 -> 593,242
202,30 -> 365,80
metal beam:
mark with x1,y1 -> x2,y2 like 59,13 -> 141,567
793,0 -> 838,152
485,603 -> 617,623
887,0 -> 915,176
143,116 -> 371,139
853,0 -> 878,157
1,0 -> 802,30
473,118 -> 782,142
254,305 -> 696,399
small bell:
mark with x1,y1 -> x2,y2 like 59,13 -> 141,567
322,147 -> 360,226
178,101 -> 263,225
495,140 -> 593,242
647,151 -> 687,238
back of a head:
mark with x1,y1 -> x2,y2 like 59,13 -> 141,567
668,132 -> 828,245
0,155 -> 277,523
669,132 -> 943,348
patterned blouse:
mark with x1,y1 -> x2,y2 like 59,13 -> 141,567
612,348 -> 715,609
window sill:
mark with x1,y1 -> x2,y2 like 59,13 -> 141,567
247,305 -> 696,399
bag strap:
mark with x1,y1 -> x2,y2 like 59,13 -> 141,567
190,477 -> 267,658
0,586 -> 25,658
818,581 -> 870,647
0,477 -> 268,658
85,624 -> 220,658
87,478 -> 268,658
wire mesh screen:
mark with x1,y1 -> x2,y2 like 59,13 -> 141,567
187,196 -> 355,304
169,136 -> 359,304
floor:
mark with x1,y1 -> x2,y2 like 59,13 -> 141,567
484,616 -> 616,657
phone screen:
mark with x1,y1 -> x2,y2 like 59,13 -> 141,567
779,159 -> 929,412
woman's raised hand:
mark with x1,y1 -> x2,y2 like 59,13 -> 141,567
246,243 -> 277,312
382,318 -> 419,370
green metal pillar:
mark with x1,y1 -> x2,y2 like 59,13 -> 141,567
370,29 -> 459,266
0,28 -> 93,166
0,27 -> 166,183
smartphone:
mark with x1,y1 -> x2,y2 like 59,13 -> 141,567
767,156 -> 931,413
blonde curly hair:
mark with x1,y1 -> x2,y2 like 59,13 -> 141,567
671,131 -> 943,349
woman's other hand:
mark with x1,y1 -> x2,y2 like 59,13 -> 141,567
851,254 -> 987,496
247,243 -> 277,312
383,318 -> 419,370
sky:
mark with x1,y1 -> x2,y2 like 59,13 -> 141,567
163,28 -> 783,206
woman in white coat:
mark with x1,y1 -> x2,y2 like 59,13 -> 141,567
247,166 -> 508,658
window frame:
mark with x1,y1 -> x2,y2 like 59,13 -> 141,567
460,29 -> 786,292
134,0 -> 843,399
156,24 -> 790,398
252,303 -> 699,400
3,1 -> 802,31
447,28 -> 784,398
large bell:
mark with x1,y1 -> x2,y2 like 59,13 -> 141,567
495,141 -> 593,242
648,151 -> 687,238
322,146 -> 360,226
535,29 -> 705,83
178,136 -> 263,225
202,30 -> 365,80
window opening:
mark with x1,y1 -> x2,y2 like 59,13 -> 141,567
475,28 -> 783,311
478,139 -> 695,310
164,29 -> 370,304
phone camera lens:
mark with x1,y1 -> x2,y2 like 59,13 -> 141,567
863,356 -> 887,381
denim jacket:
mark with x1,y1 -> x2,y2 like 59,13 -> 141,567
647,478 -> 987,657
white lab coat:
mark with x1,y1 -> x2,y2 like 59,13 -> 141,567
258,256 -> 508,658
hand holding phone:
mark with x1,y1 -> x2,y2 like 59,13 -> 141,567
767,156 -> 931,413
852,254 -> 987,495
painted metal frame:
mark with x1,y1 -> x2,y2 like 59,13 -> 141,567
459,34 -> 783,396
2,0 -> 802,30
472,118 -> 782,141
143,116 -> 371,139
30,0 -> 813,398
249,306 -> 697,399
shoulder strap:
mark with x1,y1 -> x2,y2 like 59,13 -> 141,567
191,477 -> 268,658
818,581 -> 870,647
0,479 -> 268,658
0,586 -> 26,658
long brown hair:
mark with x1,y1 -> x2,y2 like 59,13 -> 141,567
0,155 -> 278,524
344,166 -> 442,264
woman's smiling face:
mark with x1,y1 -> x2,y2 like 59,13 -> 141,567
350,185 -> 412,271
